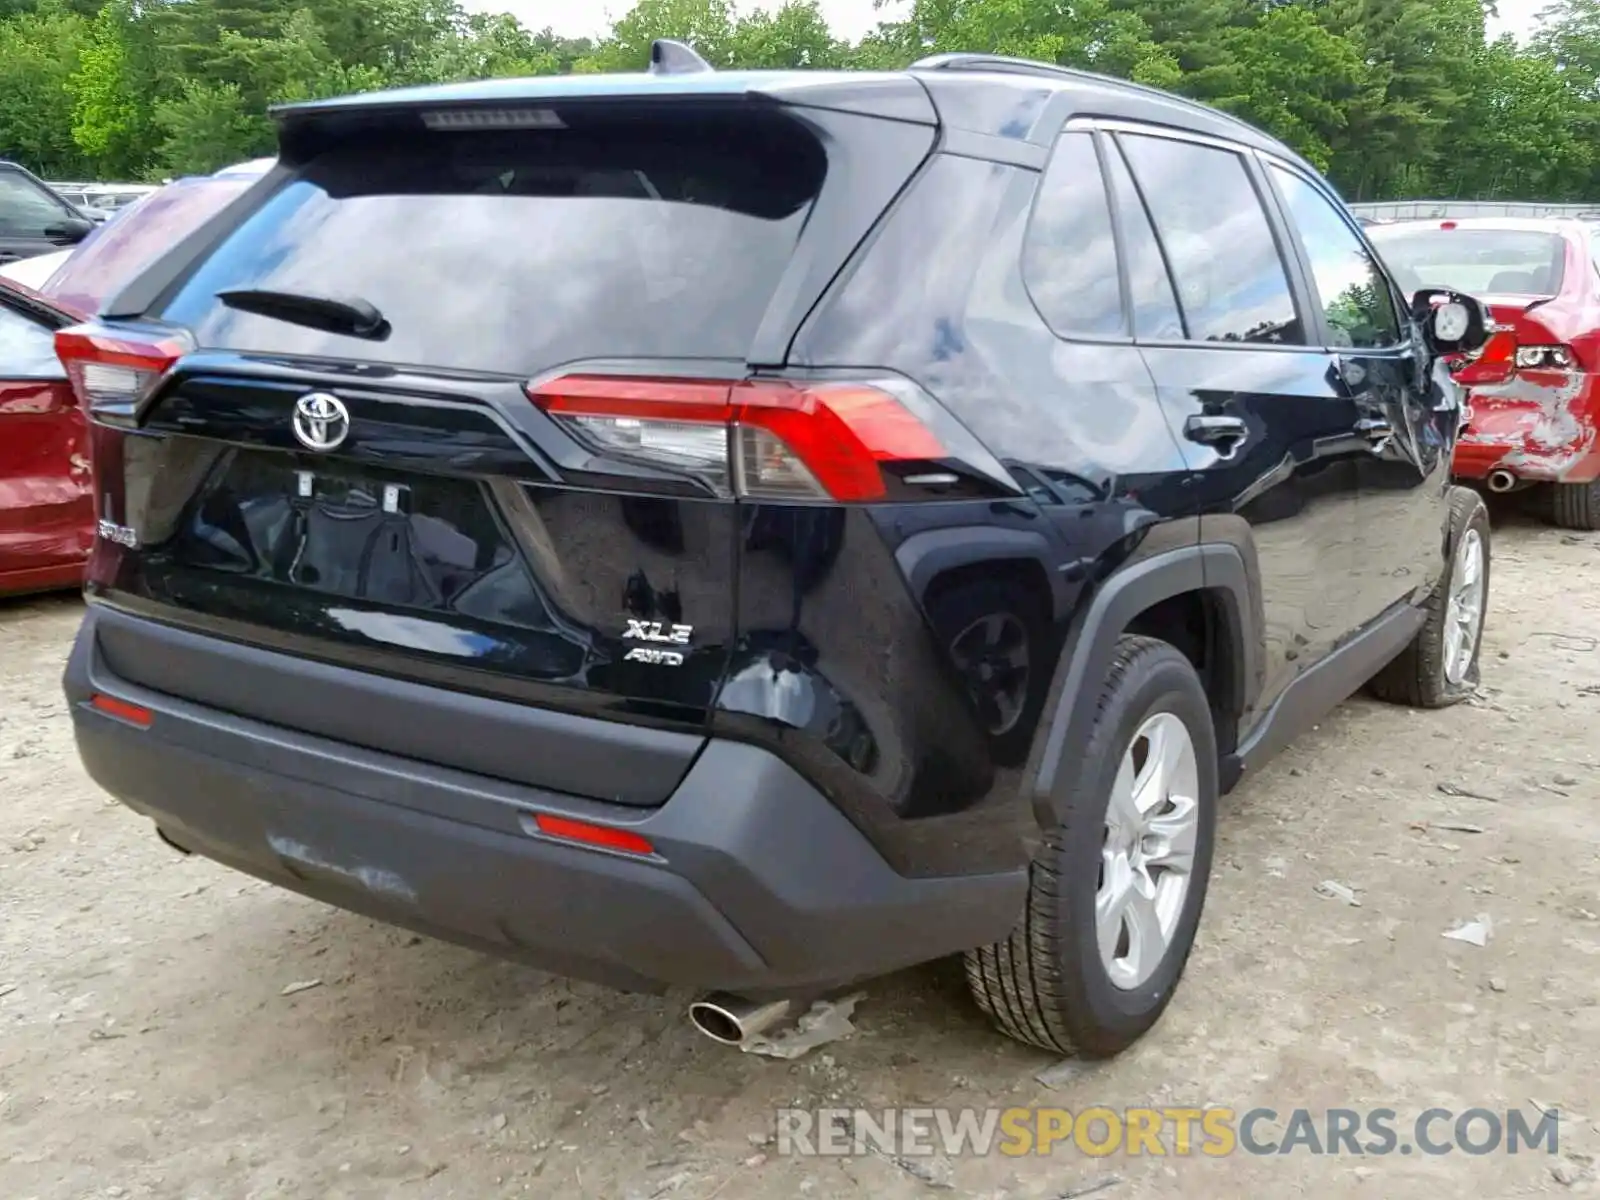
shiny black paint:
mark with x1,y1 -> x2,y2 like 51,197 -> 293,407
746,153 -> 1209,875
1142,343 -> 1367,723
715,88 -> 1453,876
81,66 -> 1461,884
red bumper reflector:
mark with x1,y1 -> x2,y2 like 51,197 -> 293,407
90,693 -> 152,728
533,813 -> 655,856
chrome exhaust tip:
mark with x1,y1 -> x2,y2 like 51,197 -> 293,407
687,993 -> 799,1047
1486,468 -> 1516,494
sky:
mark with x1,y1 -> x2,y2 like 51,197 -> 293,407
462,0 -> 1549,45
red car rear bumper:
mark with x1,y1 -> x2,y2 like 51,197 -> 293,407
0,558 -> 85,597
1453,368 -> 1600,484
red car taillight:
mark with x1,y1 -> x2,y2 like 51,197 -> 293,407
527,374 -> 950,502
55,323 -> 191,423
1452,328 -> 1517,385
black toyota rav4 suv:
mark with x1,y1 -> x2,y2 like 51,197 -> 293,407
59,46 -> 1494,1058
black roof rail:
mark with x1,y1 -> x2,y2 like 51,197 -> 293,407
910,51 -> 1275,149
650,39 -> 714,75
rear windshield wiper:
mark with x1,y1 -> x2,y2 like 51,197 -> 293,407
216,287 -> 390,340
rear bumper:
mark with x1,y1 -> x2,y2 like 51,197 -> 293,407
0,559 -> 84,597
1453,375 -> 1600,483
65,607 -> 1025,994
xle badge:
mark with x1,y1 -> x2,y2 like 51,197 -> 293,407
623,619 -> 694,667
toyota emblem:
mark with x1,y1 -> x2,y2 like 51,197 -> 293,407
292,392 -> 350,452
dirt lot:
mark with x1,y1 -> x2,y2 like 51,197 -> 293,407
2,507 -> 1599,1200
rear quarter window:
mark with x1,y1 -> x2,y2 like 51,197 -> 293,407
157,112 -> 827,376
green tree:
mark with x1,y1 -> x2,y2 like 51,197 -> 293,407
874,0 -> 1180,86
0,0 -> 93,176
0,0 -> 1588,201
67,0 -> 163,178
728,1 -> 849,68
151,79 -> 263,176
1223,5 -> 1366,172
1535,0 -> 1600,98
575,0 -> 738,71
420,12 -> 563,80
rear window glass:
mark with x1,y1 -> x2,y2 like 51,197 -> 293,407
1368,227 -> 1567,297
158,113 -> 826,375
43,176 -> 256,316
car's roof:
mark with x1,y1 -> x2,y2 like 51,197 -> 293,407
271,55 -> 1314,176
1370,216 -> 1590,237
277,67 -> 905,111
0,248 -> 74,295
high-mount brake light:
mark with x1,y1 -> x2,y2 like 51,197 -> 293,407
526,375 -> 949,502
421,107 -> 566,131
55,324 -> 190,421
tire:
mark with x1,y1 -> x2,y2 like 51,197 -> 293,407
1368,486 -> 1491,708
1551,479 -> 1600,531
926,578 -> 1052,768
965,636 -> 1218,1058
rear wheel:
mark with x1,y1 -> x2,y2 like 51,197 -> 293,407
927,579 -> 1051,767
1551,479 -> 1600,531
1369,487 -> 1490,708
965,636 -> 1217,1057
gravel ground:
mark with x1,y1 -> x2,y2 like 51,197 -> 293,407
2,507 -> 1599,1200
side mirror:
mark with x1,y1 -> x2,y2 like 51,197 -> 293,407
1411,287 -> 1491,356
43,217 -> 94,244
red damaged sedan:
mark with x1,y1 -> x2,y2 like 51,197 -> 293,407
1369,218 -> 1600,529
0,278 -> 92,595
0,161 -> 269,596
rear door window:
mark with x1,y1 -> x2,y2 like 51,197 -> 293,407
1104,143 -> 1184,341
1118,134 -> 1304,346
158,111 -> 828,375
1023,131 -> 1124,337
1269,165 -> 1401,349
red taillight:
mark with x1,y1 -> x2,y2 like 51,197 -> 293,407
527,374 -> 949,502
55,323 -> 190,418
532,813 -> 655,857
90,693 -> 152,728
1453,328 -> 1517,384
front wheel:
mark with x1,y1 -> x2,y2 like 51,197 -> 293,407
965,636 -> 1218,1057
1369,486 -> 1490,708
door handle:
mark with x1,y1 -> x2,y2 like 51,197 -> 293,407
1184,414 -> 1248,458
1356,417 -> 1395,453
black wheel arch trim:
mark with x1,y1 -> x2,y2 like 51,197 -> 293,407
894,525 -> 1071,622
1026,542 -> 1264,831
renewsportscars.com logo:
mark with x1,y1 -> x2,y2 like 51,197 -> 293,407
775,1106 -> 1562,1159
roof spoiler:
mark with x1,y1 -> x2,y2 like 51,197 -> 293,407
649,39 -> 714,75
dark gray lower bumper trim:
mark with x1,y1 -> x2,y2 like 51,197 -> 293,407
65,609 -> 1027,994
